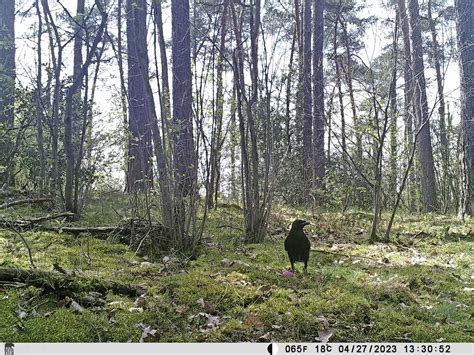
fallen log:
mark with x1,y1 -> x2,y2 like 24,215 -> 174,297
0,212 -> 75,229
0,218 -> 173,256
0,197 -> 52,209
0,267 -> 145,297
39,225 -> 119,236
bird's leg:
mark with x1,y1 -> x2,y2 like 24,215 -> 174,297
304,261 -> 308,273
290,261 -> 295,273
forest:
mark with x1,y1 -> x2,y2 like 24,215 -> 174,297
0,0 -> 472,343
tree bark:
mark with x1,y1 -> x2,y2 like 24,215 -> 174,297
312,0 -> 325,192
456,0 -> 473,218
428,0 -> 449,210
64,0 -> 85,213
171,0 -> 197,249
397,0 -> 415,210
152,0 -> 171,148
389,14 -> 399,204
0,0 -> 15,188
41,0 -> 62,202
302,0 -> 313,185
35,0 -> 46,195
408,0 -> 437,212
126,0 -> 154,192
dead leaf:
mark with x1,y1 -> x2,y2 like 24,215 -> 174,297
70,300 -> 84,314
206,315 -> 221,329
196,297 -> 206,307
15,309 -> 27,320
316,329 -> 333,343
222,258 -> 234,267
128,307 -> 144,313
136,322 -> 157,342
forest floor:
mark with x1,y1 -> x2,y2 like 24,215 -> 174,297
0,196 -> 472,342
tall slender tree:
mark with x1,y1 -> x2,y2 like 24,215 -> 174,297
408,0 -> 437,212
397,0 -> 415,210
456,0 -> 473,218
64,0 -> 85,212
126,0 -> 153,192
428,0 -> 449,210
172,0 -> 197,247
312,0 -> 325,193
64,0 -> 107,212
35,0 -> 46,194
302,0 -> 312,187
0,0 -> 15,188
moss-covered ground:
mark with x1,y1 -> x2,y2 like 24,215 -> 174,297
0,198 -> 472,342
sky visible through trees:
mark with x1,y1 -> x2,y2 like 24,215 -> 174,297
12,0 -> 460,185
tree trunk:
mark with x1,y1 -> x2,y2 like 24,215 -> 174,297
64,0 -> 85,213
456,0 -> 473,218
35,0 -> 46,194
0,0 -> 15,188
294,0 -> 304,149
171,0 -> 197,248
428,0 -> 449,211
126,0 -> 153,192
41,0 -> 62,202
397,0 -> 415,210
302,0 -> 312,186
389,14 -> 399,205
117,0 -> 128,185
286,27 -> 297,153
207,0 -> 228,208
312,0 -> 325,192
408,0 -> 437,212
153,0 -> 171,149
64,1 -> 107,212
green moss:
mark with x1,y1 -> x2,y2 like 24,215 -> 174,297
0,204 -> 472,342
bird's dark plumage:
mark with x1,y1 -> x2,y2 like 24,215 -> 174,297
284,219 -> 311,272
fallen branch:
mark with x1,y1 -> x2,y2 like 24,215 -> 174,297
24,211 -> 75,224
310,248 -> 382,262
39,225 -> 119,235
0,267 -> 145,297
0,211 -> 75,229
0,197 -> 51,209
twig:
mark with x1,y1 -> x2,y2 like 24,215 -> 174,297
9,228 -> 37,269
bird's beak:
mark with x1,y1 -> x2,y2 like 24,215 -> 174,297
303,221 -> 310,226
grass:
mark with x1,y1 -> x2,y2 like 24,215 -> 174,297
0,197 -> 472,342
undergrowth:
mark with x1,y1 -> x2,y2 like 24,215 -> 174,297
0,197 -> 472,342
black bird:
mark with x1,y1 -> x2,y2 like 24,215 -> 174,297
284,219 -> 311,272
